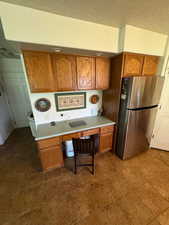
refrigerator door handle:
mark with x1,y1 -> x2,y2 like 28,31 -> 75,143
127,105 -> 158,111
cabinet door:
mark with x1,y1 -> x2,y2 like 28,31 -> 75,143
96,57 -> 110,89
142,55 -> 159,76
77,56 -> 95,90
23,51 -> 54,92
99,133 -> 113,153
39,146 -> 64,171
123,53 -> 144,77
52,54 -> 77,91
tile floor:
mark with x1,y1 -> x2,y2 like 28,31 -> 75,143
1,128 -> 169,225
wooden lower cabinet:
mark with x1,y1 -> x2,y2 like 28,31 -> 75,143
37,136 -> 60,149
100,125 -> 114,134
37,137 -> 63,171
99,125 -> 114,153
99,132 -> 113,153
62,132 -> 81,141
39,146 -> 64,171
36,125 -> 115,171
82,128 -> 99,137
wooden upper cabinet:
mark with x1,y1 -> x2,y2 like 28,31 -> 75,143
122,53 -> 159,77
77,56 -> 95,90
51,54 -> 77,91
23,51 -> 55,92
123,53 -> 144,77
62,132 -> 81,141
142,55 -> 159,76
96,57 -> 110,89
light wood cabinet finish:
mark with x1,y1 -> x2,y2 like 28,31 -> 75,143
77,56 -> 95,90
96,57 -> 110,89
82,128 -> 100,137
37,136 -> 63,171
23,51 -> 110,92
142,55 -> 159,76
36,124 -> 115,171
123,53 -> 159,77
102,54 -> 124,123
99,133 -> 113,153
99,125 -> 114,153
52,54 -> 77,91
37,137 -> 60,149
100,125 -> 114,134
62,132 -> 81,141
23,51 -> 55,92
39,146 -> 64,171
123,53 -> 144,77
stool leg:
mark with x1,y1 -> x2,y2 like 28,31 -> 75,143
74,155 -> 77,174
92,154 -> 95,175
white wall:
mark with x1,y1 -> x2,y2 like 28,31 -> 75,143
150,40 -> 169,147
30,90 -> 102,125
0,2 -> 119,53
0,72 -> 13,144
119,25 -> 168,56
158,38 -> 169,76
0,2 -> 168,57
0,58 -> 32,128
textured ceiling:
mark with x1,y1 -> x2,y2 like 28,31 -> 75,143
1,0 -> 169,34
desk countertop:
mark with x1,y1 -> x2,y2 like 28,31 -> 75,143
34,116 -> 115,141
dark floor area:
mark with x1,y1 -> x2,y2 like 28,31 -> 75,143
1,128 -> 169,225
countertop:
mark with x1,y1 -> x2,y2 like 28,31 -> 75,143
34,116 -> 115,141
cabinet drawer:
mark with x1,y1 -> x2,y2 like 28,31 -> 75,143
39,146 -> 64,171
82,128 -> 99,137
100,125 -> 114,134
62,132 -> 81,141
37,137 -> 60,149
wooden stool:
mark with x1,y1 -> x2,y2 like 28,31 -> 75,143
72,137 -> 95,175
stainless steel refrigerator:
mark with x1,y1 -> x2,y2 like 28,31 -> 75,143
116,76 -> 164,160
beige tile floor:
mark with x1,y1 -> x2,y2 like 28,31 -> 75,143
1,128 -> 169,225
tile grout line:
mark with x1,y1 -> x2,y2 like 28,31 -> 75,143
146,205 -> 169,225
151,149 -> 169,168
134,160 -> 169,204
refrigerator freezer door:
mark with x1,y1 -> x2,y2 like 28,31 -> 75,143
127,76 -> 164,109
122,106 -> 158,159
